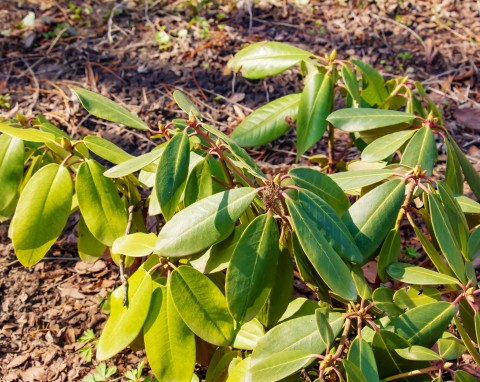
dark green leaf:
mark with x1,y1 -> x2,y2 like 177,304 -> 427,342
76,160 -> 127,246
401,126 -> 436,175
12,164 -> 72,266
226,213 -> 279,323
227,41 -> 313,79
287,198 -> 357,300
352,60 -> 388,106
231,94 -> 301,147
289,167 -> 350,216
343,178 -> 405,260
343,359 -> 367,382
445,140 -> 464,194
347,338 -> 379,382
454,316 -> 480,367
468,226 -> 480,261
455,370 -> 480,382
73,88 -> 148,131
377,229 -> 401,281
170,266 -> 234,346
296,72 -> 333,158
372,287 -> 404,316
315,310 -> 334,349
0,135 -> 24,211
184,159 -> 213,207
341,64 -> 362,106
450,136 -> 480,199
327,108 -> 415,132
155,188 -> 256,257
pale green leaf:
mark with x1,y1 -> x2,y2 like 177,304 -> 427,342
0,122 -> 56,142
329,169 -> 394,191
327,108 -> 415,132
401,126 -> 436,175
361,130 -> 415,162
83,135 -> 133,165
173,90 -> 201,118
232,319 -> 265,350
103,147 -> 164,178
248,350 -> 313,382
395,346 -> 442,361
112,232 -> 157,257
352,60 -> 388,105
78,216 -> 106,263
387,263 -> 459,285
347,338 -> 379,382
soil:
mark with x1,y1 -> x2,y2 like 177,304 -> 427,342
0,0 -> 479,381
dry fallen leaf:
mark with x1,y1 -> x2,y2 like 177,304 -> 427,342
454,107 -> 480,131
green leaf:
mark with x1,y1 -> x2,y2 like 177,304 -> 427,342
97,267 -> 153,360
377,229 -> 401,281
206,348 -> 237,382
231,94 -> 301,147
475,311 -> 480,346
343,178 -> 405,260
347,338 -> 379,382
361,130 -> 415,163
455,195 -> 480,214
78,216 -> 107,263
287,198 -> 357,300
144,285 -> 195,382
289,167 -> 350,216
445,139 -> 464,194
400,126 -> 436,175
468,226 -> 480,261
387,263 -> 459,285
156,132 -> 190,220
83,135 -> 133,165
0,135 -> 24,211
248,350 -> 313,382
395,346 -> 442,361
341,64 -> 363,106
351,265 -> 372,299
296,72 -> 333,158
73,88 -> 148,131
76,160 -> 127,246
297,189 -> 362,263
112,232 -> 157,257
329,169 -> 394,191
226,213 -> 279,323
372,330 -> 428,381
352,60 -> 388,105
455,370 -> 480,382
315,310 -> 334,349
394,302 -> 455,347
343,359 -> 367,382
429,193 -> 466,283
449,136 -> 480,199
327,108 -> 415,132
232,318 -> 265,350
437,333 -> 466,360
170,266 -> 234,346
393,285 -> 441,310
227,41 -> 312,79
173,90 -> 201,118
184,159 -> 213,207
257,246 -> 293,328
12,164 -> 72,266
103,147 -> 164,178
0,122 -> 56,142
454,315 -> 480,367
372,287 -> 404,316
155,188 -> 256,257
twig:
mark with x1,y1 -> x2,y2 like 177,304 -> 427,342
373,14 -> 427,51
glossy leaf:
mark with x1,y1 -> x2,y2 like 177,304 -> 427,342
393,285 -> 441,310
231,94 -> 300,147
227,41 -> 312,79
437,333 -> 466,360
343,359 -> 367,382
184,159 -> 213,207
296,72 -> 333,158
232,319 -> 265,350
454,315 -> 480,366
0,135 -> 24,211
83,135 -> 133,165
155,188 -> 256,257
226,357 -> 251,382
361,130 -> 415,162
226,213 -> 279,323
429,193 -> 466,283
0,122 -> 55,142
455,370 -> 480,382
327,108 -> 415,132
156,132 -> 190,220
401,126 -> 436,175
372,330 -> 428,380
170,266 -> 234,346
377,229 -> 401,281
372,287 -> 404,316
287,198 -> 357,300
352,60 -> 388,105
315,310 -> 334,350
257,246 -> 293,328
144,285 -> 195,382
73,88 -> 148,131
173,90 -> 201,118
395,346 -> 442,361
248,350 -> 313,382
112,232 -> 157,257
97,267 -> 153,360
297,189 -> 362,263
76,160 -> 127,246
78,216 -> 107,263
12,164 -> 72,266
347,338 -> 379,382
394,302 -> 455,347
387,263 -> 459,285
455,195 -> 480,214
343,178 -> 405,260
103,147 -> 164,178
450,137 -> 480,199
329,168 -> 394,191
289,167 -> 350,216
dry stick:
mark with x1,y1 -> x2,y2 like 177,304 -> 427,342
384,363 -> 453,381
